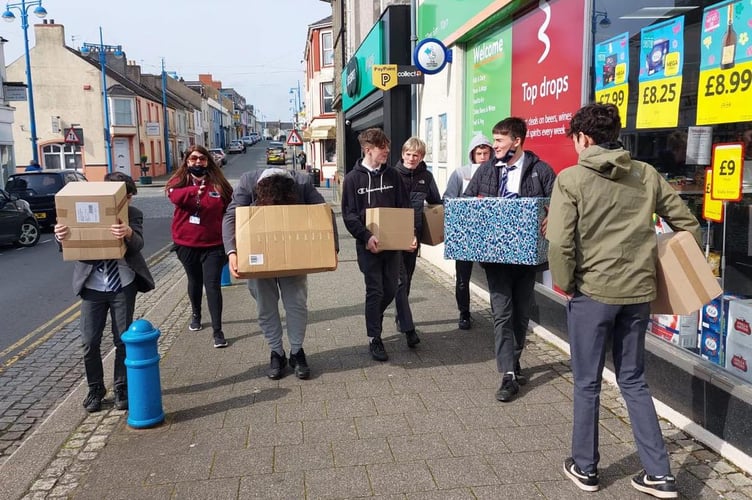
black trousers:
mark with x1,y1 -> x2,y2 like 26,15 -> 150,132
356,243 -> 400,338
175,244 -> 227,334
455,260 -> 474,316
395,248 -> 418,332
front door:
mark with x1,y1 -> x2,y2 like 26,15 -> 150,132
113,138 -> 131,175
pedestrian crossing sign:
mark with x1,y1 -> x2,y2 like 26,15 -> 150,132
65,127 -> 81,144
286,129 -> 303,146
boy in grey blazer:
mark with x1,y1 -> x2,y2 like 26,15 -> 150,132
54,173 -> 154,412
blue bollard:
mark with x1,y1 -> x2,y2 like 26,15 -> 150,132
122,319 -> 164,428
221,263 -> 232,287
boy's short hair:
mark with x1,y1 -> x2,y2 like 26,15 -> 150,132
358,128 -> 390,150
566,103 -> 621,145
104,171 -> 137,196
492,117 -> 528,145
401,136 -> 426,156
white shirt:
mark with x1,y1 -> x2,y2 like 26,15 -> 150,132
496,152 -> 525,195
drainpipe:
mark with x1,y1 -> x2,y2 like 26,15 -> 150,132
410,0 -> 418,136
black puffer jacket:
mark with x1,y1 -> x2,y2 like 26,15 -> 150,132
464,150 -> 555,198
394,160 -> 442,236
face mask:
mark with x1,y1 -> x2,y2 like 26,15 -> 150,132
500,148 -> 516,164
188,167 -> 207,177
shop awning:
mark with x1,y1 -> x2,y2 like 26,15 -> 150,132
311,125 -> 336,140
302,128 -> 312,142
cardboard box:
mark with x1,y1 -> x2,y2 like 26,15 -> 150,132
55,182 -> 128,261
443,197 -> 549,265
421,204 -> 444,246
725,299 -> 752,382
235,204 -> 337,279
650,232 -> 722,315
366,207 -> 414,251
648,313 -> 699,349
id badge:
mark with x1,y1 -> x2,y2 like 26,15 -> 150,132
189,215 -> 201,225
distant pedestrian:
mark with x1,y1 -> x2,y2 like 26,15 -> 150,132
547,103 -> 701,498
464,117 -> 555,403
25,160 -> 42,172
341,128 -> 415,362
54,173 -> 155,413
223,167 -> 338,380
443,133 -> 492,330
298,150 -> 307,170
393,137 -> 441,348
166,145 -> 233,348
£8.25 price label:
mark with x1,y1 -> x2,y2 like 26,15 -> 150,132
636,76 -> 682,129
595,83 -> 628,125
696,61 -> 752,125
711,143 -> 744,201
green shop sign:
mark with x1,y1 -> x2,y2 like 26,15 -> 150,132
342,22 -> 385,112
418,0 -> 495,41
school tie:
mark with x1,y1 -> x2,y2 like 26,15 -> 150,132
498,163 -> 519,199
100,259 -> 122,292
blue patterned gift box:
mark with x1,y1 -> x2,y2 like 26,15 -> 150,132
444,197 -> 549,265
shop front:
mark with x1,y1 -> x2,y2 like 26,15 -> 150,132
417,0 -> 752,458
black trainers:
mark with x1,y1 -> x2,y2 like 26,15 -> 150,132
189,314 -> 202,331
289,349 -> 311,380
405,329 -> 420,348
515,361 -> 528,386
213,331 -> 228,348
369,337 -> 388,362
268,350 -> 287,379
82,384 -> 106,413
630,470 -> 678,498
114,386 -> 128,410
563,457 -> 599,492
458,313 -> 472,330
495,374 -> 519,402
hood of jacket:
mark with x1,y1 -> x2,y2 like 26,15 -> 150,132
578,143 -> 635,181
467,133 -> 492,163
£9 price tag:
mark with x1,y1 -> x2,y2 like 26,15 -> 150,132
711,142 -> 744,201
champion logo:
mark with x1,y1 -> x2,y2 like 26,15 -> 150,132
357,185 -> 394,195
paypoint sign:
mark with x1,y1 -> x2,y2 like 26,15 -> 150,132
372,65 -> 425,91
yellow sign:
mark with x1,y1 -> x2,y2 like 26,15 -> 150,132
711,143 -> 744,201
595,83 -> 628,126
372,64 -> 398,91
636,75 -> 682,129
702,168 -> 723,222
696,61 -> 752,125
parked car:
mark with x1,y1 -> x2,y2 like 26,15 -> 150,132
5,169 -> 88,229
266,142 -> 287,165
241,136 -> 255,147
0,188 -> 40,247
209,148 -> 227,166
228,141 -> 245,154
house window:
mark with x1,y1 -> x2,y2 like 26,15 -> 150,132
42,143 -> 82,170
323,139 -> 336,164
113,98 -> 134,126
322,82 -> 334,114
321,31 -> 333,67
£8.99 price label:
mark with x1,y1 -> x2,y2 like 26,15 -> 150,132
697,62 -> 752,124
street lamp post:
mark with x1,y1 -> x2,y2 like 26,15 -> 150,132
161,58 -> 171,174
289,82 -> 302,169
80,29 -> 122,174
2,0 -> 48,164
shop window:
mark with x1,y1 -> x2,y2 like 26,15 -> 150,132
113,98 -> 134,126
42,143 -> 82,170
321,31 -> 334,67
323,139 -> 336,164
322,83 -> 334,114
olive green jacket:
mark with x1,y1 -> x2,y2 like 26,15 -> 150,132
546,144 -> 701,305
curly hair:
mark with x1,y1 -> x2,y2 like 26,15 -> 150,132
567,103 -> 621,145
164,145 -> 233,202
255,174 -> 298,206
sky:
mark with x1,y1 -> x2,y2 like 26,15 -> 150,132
0,0 -> 333,122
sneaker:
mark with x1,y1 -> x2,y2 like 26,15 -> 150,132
405,329 -> 420,348
268,350 -> 287,379
515,361 -> 528,386
458,313 -> 472,330
289,349 -> 311,380
82,384 -> 106,413
563,457 -> 599,492
114,386 -> 128,410
213,331 -> 228,348
495,374 -> 519,402
369,337 -> 388,362
630,470 -> 678,498
189,314 -> 202,332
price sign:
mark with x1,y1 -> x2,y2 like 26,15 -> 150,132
595,83 -> 628,124
710,142 -> 744,201
697,63 -> 752,125
703,168 -> 724,222
636,76 -> 682,128
594,32 -> 630,124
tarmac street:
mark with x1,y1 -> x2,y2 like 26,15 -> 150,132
1,185 -> 751,498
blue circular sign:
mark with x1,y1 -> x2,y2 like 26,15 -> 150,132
414,38 -> 449,75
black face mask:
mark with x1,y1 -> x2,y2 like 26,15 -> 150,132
499,148 -> 516,164
188,167 -> 207,177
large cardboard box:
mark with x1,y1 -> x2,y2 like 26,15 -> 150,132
648,313 -> 699,349
366,207 -> 414,251
55,182 -> 128,261
651,232 -> 723,315
235,204 -> 337,279
421,204 -> 444,246
444,197 -> 549,265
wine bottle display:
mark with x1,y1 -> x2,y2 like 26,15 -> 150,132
721,3 -> 737,70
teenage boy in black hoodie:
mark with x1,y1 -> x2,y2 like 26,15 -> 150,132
342,128 -> 416,362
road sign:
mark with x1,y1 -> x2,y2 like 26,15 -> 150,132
65,127 -> 81,144
286,129 -> 303,146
